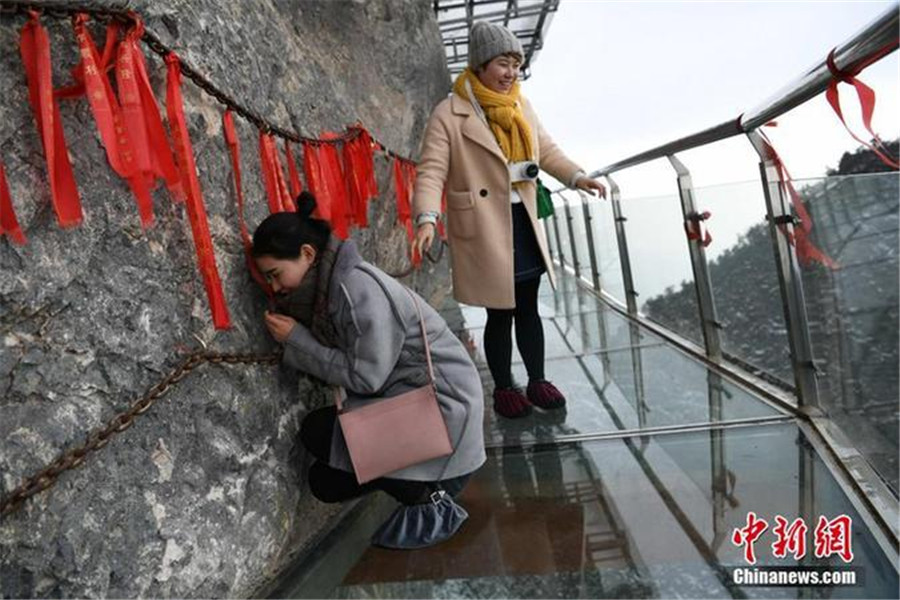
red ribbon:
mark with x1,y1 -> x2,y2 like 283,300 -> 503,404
72,15 -> 154,226
258,132 -> 294,213
223,110 -> 272,299
684,210 -> 712,248
302,142 -> 328,220
166,53 -> 231,329
825,44 -> 899,170
761,126 -> 838,270
342,126 -> 378,227
118,19 -> 183,202
19,11 -> 83,228
284,140 -> 303,201
320,133 -> 350,239
55,19 -> 119,100
437,188 -> 447,240
393,158 -> 417,262
1,160 -> 26,245
303,139 -> 350,238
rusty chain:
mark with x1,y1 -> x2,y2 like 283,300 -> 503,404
0,350 -> 280,519
0,0 -> 408,160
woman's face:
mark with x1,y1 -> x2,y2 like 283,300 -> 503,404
476,54 -> 521,94
256,244 -> 317,296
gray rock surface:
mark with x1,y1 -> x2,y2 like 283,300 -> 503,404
0,1 -> 452,597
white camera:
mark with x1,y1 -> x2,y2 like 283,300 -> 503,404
508,160 -> 540,183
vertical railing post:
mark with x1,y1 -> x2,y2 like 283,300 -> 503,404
667,154 -> 723,361
562,192 -> 581,277
550,196 -> 567,269
606,175 -> 639,316
746,130 -> 821,411
578,190 -> 602,292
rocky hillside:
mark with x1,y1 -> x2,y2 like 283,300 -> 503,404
0,1 -> 451,597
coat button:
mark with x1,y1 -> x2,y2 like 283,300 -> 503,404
479,189 -> 488,197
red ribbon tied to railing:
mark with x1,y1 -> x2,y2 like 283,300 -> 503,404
825,43 -> 899,170
166,52 -> 231,330
760,125 -> 839,270
684,210 -> 713,248
19,11 -> 83,228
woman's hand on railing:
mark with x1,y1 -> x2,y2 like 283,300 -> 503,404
414,223 -> 436,256
575,176 -> 608,199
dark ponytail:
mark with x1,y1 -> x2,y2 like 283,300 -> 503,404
251,191 -> 332,259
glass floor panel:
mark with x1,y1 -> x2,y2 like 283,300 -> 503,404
480,349 -> 785,447
280,423 -> 897,598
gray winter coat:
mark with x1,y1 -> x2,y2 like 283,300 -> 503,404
282,240 -> 486,482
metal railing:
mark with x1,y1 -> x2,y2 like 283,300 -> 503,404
545,2 -> 899,543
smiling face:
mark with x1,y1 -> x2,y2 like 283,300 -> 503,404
475,53 -> 522,94
255,244 -> 317,296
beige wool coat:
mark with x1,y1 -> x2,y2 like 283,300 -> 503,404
412,93 -> 584,309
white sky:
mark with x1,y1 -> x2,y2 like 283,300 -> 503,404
525,0 -> 900,197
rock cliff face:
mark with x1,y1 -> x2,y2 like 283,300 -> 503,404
0,1 -> 451,597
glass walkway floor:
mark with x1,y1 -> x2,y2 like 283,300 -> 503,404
266,270 -> 899,599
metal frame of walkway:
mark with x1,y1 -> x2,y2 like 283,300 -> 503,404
433,0 -> 559,79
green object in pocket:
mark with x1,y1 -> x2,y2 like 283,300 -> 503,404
536,178 -> 554,219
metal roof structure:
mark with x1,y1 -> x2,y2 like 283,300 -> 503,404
433,0 -> 560,80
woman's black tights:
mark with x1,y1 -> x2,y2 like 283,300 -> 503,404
484,277 -> 544,390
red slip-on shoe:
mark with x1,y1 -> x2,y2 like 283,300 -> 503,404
526,380 -> 566,410
493,387 -> 532,419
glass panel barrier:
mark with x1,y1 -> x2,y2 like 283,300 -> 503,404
692,180 -> 793,385
553,195 -> 572,271
558,190 -> 592,284
795,171 -> 899,494
588,191 -> 627,305
618,187 -> 704,346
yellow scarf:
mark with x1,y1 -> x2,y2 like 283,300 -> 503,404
453,68 -> 534,163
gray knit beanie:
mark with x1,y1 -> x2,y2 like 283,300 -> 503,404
468,20 -> 523,69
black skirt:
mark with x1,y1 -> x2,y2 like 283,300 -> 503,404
512,202 -> 546,282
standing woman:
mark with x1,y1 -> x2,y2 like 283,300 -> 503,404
413,21 -> 606,419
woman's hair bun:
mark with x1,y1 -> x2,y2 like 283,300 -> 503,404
296,191 -> 317,219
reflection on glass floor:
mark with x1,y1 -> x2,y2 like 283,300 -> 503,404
336,424 -> 898,599
275,271 -> 897,599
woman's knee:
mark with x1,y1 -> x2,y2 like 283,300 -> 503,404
307,461 -> 350,504
299,406 -> 336,460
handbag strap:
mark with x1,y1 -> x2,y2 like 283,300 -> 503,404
334,286 -> 435,413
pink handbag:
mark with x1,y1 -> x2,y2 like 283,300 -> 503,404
334,290 -> 453,484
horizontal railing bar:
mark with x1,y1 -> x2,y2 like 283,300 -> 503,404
741,4 -> 899,131
573,3 -> 898,181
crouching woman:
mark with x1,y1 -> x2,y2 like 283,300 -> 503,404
252,192 -> 485,548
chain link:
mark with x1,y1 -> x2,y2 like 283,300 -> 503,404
0,350 -> 280,519
0,1 -> 401,153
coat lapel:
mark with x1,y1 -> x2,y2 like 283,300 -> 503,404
452,95 -> 507,165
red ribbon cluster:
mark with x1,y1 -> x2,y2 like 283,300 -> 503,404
3,12 -> 426,330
